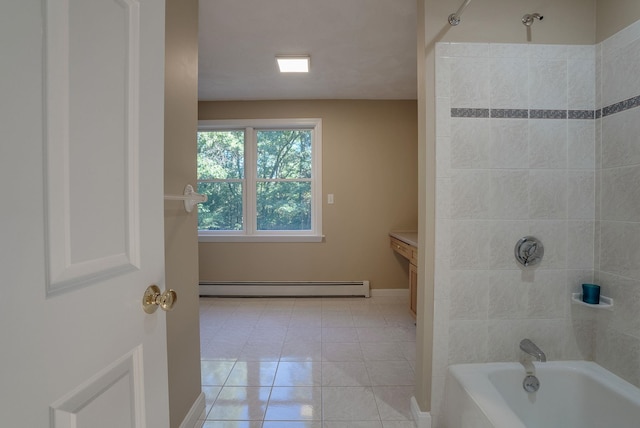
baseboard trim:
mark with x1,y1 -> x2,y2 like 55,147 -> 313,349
411,396 -> 432,428
200,281 -> 370,297
370,288 -> 409,297
179,391 -> 206,428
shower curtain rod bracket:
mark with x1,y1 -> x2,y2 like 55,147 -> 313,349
448,0 -> 472,26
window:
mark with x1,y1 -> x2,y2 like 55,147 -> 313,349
197,119 -> 322,242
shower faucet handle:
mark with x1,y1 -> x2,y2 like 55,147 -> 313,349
514,236 -> 544,267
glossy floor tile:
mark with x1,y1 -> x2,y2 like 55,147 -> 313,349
198,296 -> 417,428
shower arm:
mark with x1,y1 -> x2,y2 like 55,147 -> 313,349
448,0 -> 472,26
522,13 -> 544,26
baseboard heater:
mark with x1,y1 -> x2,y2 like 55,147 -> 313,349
199,281 -> 370,297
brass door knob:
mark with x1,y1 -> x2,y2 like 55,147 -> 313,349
142,285 -> 177,314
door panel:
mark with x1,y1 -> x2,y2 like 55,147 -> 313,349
0,0 -> 169,426
46,0 -> 141,293
51,347 -> 142,428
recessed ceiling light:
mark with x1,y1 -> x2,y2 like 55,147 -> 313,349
276,55 -> 310,73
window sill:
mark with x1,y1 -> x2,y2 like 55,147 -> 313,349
198,234 -> 324,243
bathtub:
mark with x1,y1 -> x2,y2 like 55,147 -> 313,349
443,361 -> 640,428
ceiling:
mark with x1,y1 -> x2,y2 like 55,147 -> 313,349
198,0 -> 418,101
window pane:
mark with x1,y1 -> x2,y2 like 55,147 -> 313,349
256,130 -> 311,179
197,182 -> 243,231
256,182 -> 311,230
197,130 -> 244,180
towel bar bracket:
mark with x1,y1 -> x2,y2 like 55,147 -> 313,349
164,184 -> 207,213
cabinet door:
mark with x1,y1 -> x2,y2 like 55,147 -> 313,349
409,263 -> 418,318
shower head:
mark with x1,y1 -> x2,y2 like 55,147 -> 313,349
522,13 -> 543,26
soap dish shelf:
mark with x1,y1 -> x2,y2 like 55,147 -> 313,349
571,293 -> 614,310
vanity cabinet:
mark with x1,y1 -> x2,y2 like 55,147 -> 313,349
409,262 -> 417,317
389,232 -> 418,318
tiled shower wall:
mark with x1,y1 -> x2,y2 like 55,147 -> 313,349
594,20 -> 640,388
433,42 -> 597,425
432,19 -> 640,425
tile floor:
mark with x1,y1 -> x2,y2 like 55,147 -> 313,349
198,295 -> 417,428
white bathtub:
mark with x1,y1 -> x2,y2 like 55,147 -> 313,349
444,361 -> 640,428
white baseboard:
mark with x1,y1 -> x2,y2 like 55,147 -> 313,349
370,288 -> 409,297
411,396 -> 432,428
179,391 -> 206,428
199,281 -> 370,297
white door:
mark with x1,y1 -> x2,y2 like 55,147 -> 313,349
0,0 -> 170,427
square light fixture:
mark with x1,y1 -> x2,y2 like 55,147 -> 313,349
276,55 -> 310,73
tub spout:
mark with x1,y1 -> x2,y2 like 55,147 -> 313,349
520,339 -> 546,362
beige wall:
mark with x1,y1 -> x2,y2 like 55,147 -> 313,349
164,0 -> 201,426
416,0 -> 598,414
425,0 -> 596,45
597,0 -> 640,41
198,100 -> 418,289
415,0 -> 434,413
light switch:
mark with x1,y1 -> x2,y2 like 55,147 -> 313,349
327,194 -> 334,204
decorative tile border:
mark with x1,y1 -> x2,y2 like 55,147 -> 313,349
452,108 -> 575,119
451,108 -> 490,118
490,109 -> 528,118
450,97 -> 640,119
530,109 -> 567,119
569,110 -> 595,119
602,94 -> 640,117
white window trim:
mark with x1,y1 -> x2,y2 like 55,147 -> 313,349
197,118 -> 323,243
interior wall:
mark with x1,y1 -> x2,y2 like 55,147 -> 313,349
596,0 -> 640,41
414,0 -> 434,413
164,0 -> 202,426
426,0 -> 596,46
198,100 -> 418,290
594,19 -> 640,388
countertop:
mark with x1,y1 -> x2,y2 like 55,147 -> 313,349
389,231 -> 418,247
